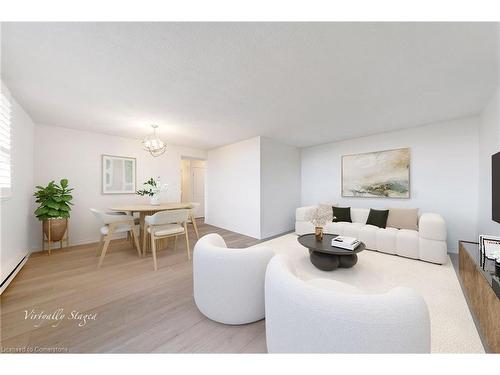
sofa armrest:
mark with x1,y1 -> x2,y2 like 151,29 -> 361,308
418,213 -> 447,241
296,205 -> 318,222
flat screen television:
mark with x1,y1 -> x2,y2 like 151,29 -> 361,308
493,151 -> 500,223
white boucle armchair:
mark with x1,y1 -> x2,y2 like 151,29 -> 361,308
295,205 -> 448,264
193,233 -> 274,325
265,255 -> 431,353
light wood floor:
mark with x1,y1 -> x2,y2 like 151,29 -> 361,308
0,219 -> 268,353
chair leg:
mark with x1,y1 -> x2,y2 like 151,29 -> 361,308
151,234 -> 158,271
98,234 -> 112,268
130,228 -> 142,258
96,235 -> 104,256
142,224 -> 147,257
191,214 -> 200,240
174,235 -> 178,252
184,223 -> 191,261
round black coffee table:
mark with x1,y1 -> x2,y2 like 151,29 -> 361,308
297,233 -> 365,271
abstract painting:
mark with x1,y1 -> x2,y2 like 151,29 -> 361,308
342,148 -> 410,198
101,155 -> 136,194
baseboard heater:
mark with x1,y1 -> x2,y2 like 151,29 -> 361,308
0,254 -> 29,295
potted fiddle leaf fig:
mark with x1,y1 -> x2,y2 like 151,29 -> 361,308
34,179 -> 74,242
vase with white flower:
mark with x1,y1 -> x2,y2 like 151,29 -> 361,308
136,177 -> 167,205
311,209 -> 333,241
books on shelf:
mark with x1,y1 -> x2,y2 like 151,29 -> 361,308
331,235 -> 360,250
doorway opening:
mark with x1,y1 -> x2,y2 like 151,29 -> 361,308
180,158 -> 206,218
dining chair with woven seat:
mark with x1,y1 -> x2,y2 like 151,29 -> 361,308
144,209 -> 190,271
90,209 -> 142,268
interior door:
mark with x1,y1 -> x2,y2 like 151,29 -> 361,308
191,165 -> 205,218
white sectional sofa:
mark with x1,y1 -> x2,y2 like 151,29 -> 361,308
296,205 -> 448,264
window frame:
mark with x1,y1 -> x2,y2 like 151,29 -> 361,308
0,85 -> 12,199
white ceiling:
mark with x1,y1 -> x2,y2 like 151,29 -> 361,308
1,22 -> 497,149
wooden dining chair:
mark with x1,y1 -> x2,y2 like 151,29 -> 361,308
126,213 -> 141,243
188,202 -> 200,240
143,209 -> 190,271
90,209 -> 142,268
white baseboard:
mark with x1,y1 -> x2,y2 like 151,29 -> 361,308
30,233 -> 128,253
0,254 -> 30,295
2,235 -> 130,294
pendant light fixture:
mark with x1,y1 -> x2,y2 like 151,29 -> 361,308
142,125 -> 167,157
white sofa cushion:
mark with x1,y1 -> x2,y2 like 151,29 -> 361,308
397,229 -> 419,259
296,205 -> 318,222
351,208 -> 370,224
376,227 -> 398,254
358,224 -> 378,250
324,221 -> 347,235
419,213 -> 447,241
419,238 -> 448,264
295,221 -> 315,235
343,222 -> 364,238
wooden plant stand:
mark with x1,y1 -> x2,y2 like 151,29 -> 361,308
42,219 -> 69,255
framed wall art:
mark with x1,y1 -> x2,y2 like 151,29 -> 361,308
101,155 -> 136,194
342,148 -> 410,198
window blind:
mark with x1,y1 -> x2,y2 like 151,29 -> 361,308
0,90 -> 12,197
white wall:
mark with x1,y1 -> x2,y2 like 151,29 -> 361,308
0,84 -> 36,283
301,117 -> 480,252
478,88 -> 500,237
205,137 -> 261,238
180,159 -> 191,203
34,124 -> 206,247
206,136 -> 300,239
476,23 -> 500,238
260,137 -> 301,238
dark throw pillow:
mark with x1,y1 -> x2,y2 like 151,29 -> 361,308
332,206 -> 352,223
366,209 -> 389,228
